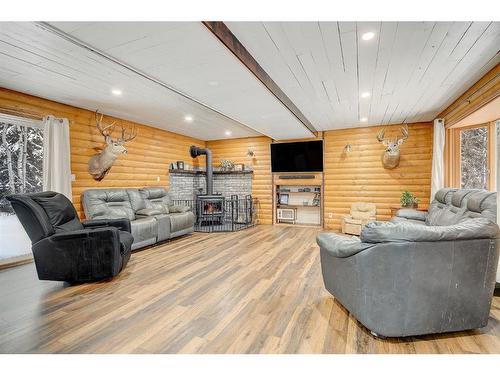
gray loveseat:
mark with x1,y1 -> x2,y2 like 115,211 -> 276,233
82,187 -> 195,250
316,188 -> 499,338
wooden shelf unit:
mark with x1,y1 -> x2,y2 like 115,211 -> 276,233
272,172 -> 323,227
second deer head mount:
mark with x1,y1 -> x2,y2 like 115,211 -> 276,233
376,124 -> 409,169
88,110 -> 137,181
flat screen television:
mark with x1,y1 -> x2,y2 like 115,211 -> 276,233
271,140 -> 323,173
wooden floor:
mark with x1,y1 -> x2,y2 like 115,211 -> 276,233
0,225 -> 499,354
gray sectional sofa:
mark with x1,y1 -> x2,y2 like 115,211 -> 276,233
82,187 -> 195,250
316,188 -> 499,338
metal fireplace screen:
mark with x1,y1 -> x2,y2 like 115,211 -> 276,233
172,196 -> 257,232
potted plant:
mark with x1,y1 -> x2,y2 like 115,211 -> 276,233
400,190 -> 420,208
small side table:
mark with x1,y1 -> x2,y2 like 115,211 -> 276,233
390,207 -> 427,218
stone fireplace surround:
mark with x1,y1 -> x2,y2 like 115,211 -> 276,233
168,169 -> 253,201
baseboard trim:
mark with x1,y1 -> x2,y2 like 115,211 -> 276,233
0,254 -> 33,270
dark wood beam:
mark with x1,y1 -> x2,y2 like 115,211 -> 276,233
203,21 -> 317,135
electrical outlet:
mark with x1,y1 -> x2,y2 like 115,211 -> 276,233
156,176 -> 161,182
328,213 -> 333,219
71,174 -> 76,182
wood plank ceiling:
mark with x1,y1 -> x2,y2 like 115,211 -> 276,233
0,22 -> 498,139
0,22 -> 313,140
226,22 -> 500,130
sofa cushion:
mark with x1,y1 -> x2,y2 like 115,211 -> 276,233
82,189 -> 135,221
127,189 -> 147,213
139,187 -> 171,214
426,189 -> 479,226
32,192 -> 83,232
465,191 -> 497,222
434,188 -> 457,204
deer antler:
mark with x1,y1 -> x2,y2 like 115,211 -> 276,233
95,110 -> 116,137
376,127 -> 386,143
395,124 -> 409,146
117,124 -> 137,143
400,124 -> 409,140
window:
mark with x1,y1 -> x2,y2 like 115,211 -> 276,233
460,126 -> 489,189
0,114 -> 43,260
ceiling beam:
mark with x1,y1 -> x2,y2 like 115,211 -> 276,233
203,21 -> 317,136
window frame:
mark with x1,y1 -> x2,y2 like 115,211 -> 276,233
448,122 -> 496,190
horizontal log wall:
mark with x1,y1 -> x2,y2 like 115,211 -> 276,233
439,63 -> 500,127
323,123 -> 433,230
0,88 -> 205,218
207,137 -> 273,224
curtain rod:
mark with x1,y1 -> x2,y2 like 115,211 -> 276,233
0,107 -> 44,121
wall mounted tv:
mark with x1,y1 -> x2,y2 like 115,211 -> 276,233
271,140 -> 323,173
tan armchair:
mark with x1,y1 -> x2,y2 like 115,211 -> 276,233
341,202 -> 376,235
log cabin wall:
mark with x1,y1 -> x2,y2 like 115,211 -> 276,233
0,88 -> 205,218
439,63 -> 500,128
206,137 -> 273,225
1,87 -> 434,229
323,122 -> 433,230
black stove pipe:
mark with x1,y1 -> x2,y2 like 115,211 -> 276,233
190,145 -> 213,195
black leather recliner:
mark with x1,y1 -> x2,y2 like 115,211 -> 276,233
7,191 -> 133,282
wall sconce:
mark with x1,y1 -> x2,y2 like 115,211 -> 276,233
343,144 -> 352,153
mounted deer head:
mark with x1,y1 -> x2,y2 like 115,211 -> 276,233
88,110 -> 137,181
376,124 -> 409,169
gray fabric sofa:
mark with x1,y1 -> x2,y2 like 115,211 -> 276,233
316,188 -> 499,338
82,187 -> 195,250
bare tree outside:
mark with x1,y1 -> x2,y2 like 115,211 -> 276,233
0,122 -> 44,214
460,127 -> 488,190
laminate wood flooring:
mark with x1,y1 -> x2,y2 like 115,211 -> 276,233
0,225 -> 498,353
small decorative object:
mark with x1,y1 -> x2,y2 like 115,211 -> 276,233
176,161 -> 184,170
343,144 -> 352,153
279,194 -> 289,205
246,148 -> 255,158
234,163 -> 244,171
400,190 -> 420,208
220,159 -> 235,171
376,124 -> 409,169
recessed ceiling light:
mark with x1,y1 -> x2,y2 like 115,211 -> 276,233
184,115 -> 194,123
361,32 -> 375,41
360,117 -> 368,122
225,130 -> 232,136
208,81 -> 219,86
111,89 -> 122,96
361,92 -> 371,98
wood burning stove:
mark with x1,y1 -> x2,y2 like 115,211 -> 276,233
196,194 -> 225,226
190,145 -> 225,226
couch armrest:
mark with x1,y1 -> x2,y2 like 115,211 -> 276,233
83,218 -> 131,233
360,218 -> 499,243
316,232 -> 375,258
395,209 -> 427,222
135,208 -> 164,217
33,227 -> 123,281
169,205 -> 191,213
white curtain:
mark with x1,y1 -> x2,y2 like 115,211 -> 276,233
430,118 -> 445,201
42,116 -> 72,199
495,120 -> 500,283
